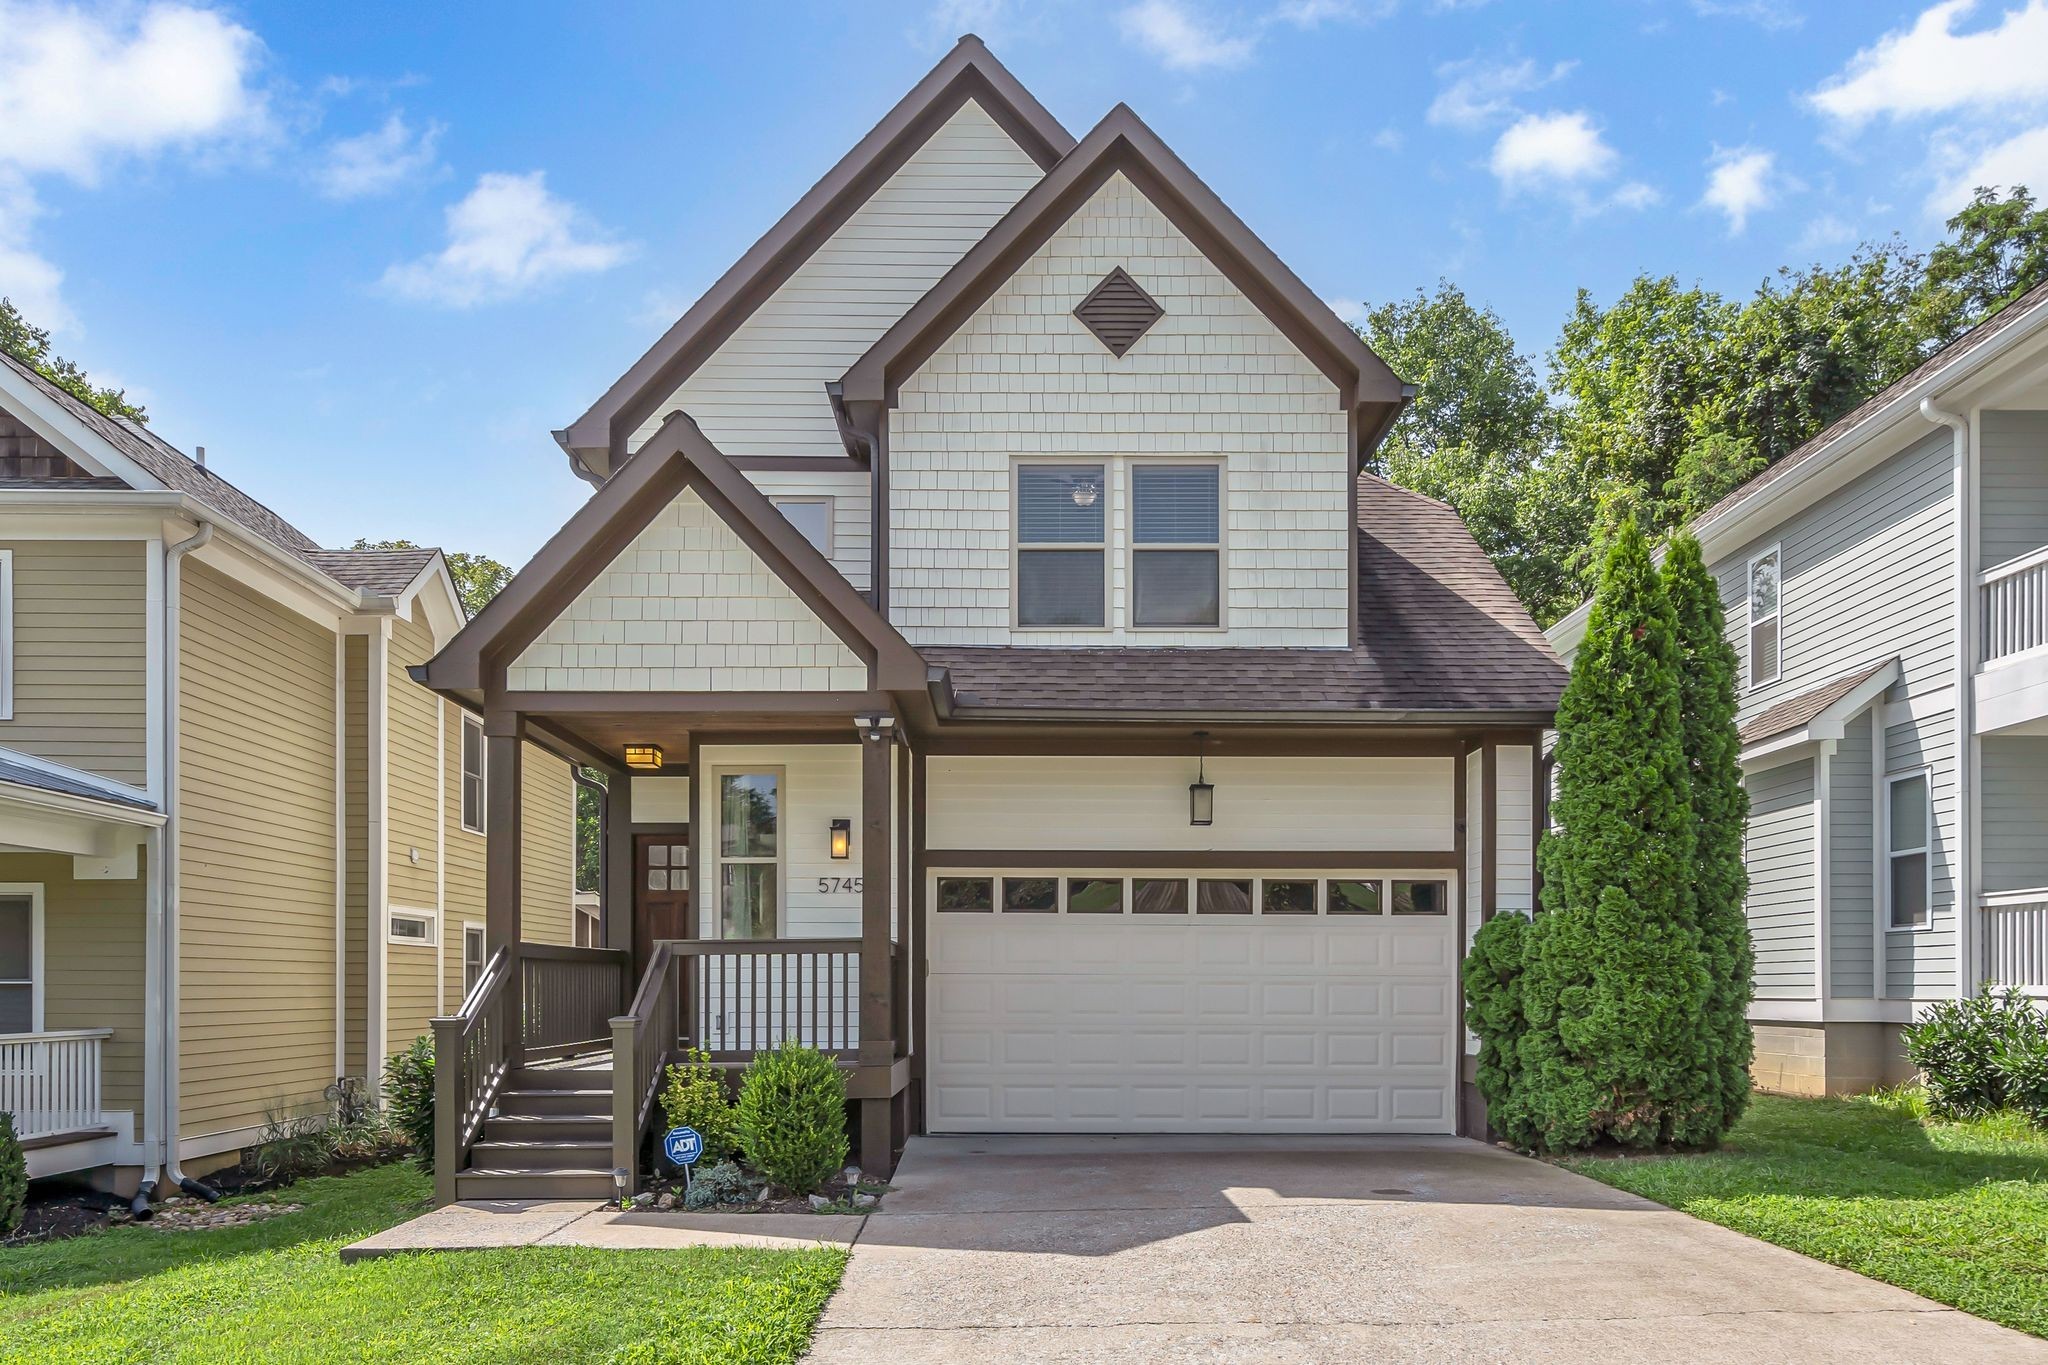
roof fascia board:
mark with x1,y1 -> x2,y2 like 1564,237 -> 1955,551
938,705 -> 1559,726
561,37 -> 1073,474
0,365 -> 168,491
840,105 -> 1406,420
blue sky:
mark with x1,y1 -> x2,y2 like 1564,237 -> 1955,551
6,0 -> 2048,566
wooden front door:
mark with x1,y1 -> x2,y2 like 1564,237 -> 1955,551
633,831 -> 692,972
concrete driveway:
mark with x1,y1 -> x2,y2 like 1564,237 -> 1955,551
807,1134 -> 2046,1363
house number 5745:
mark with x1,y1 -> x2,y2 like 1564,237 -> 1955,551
817,877 -> 864,894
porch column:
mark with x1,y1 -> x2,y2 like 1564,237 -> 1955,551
858,714 -> 896,1173
484,708 -> 525,950
602,764 -> 634,953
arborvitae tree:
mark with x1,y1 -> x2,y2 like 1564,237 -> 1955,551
1462,912 -> 1536,1148
1663,532 -> 1754,1137
1521,518 -> 1710,1149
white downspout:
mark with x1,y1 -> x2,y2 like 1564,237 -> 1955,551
1922,396 -> 1975,1004
161,518 -> 214,1196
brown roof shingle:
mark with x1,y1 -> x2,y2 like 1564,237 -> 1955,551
303,548 -> 439,596
923,476 -> 1567,717
1737,657 -> 1896,747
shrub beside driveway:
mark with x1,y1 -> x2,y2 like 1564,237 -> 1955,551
1562,1092 -> 2048,1340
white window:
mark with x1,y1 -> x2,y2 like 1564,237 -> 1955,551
0,549 -> 13,721
388,907 -> 438,946
1131,463 -> 1222,628
1885,770 -> 1932,931
0,885 -> 43,1033
460,714 -> 486,834
1015,463 -> 1107,628
716,770 -> 781,939
771,497 -> 834,557
462,923 -> 486,994
1747,546 -> 1781,689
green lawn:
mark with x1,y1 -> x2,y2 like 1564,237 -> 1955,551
0,1163 -> 846,1364
1561,1092 -> 2048,1339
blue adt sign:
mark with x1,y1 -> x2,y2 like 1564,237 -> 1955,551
662,1126 -> 704,1168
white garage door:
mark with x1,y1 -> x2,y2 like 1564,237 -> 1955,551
927,871 -> 1458,1134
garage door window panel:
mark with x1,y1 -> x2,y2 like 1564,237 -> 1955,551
1002,877 -> 1058,912
1197,879 -> 1253,915
1392,880 -> 1448,916
1067,878 -> 1125,913
1328,879 -> 1383,914
1133,878 -> 1190,914
937,877 -> 995,912
1261,879 -> 1318,915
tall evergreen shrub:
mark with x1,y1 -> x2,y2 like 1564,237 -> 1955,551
1522,518 -> 1710,1149
1462,913 -> 1536,1148
1663,533 -> 1755,1137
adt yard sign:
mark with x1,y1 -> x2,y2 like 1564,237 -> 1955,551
662,1126 -> 704,1168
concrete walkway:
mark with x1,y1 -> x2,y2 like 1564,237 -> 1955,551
807,1134 -> 2048,1364
339,1198 -> 863,1262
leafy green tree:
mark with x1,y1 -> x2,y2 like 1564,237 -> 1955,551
1662,533 -> 1753,1136
1521,519 -> 1709,1149
348,538 -> 511,617
1462,912 -> 1535,1147
0,298 -> 147,423
1916,186 -> 2048,347
576,769 -> 602,892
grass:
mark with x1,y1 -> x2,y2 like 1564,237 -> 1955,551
1560,1092 -> 2048,1339
0,1163 -> 846,1364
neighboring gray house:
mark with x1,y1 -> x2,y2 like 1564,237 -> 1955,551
1547,280 -> 2048,1097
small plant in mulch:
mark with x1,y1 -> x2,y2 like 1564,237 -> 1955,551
733,1042 -> 849,1196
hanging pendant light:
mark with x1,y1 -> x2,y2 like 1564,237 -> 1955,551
1189,730 -> 1214,826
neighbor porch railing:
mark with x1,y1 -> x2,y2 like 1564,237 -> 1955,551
1981,888 -> 2048,996
0,1028 -> 110,1141
1979,546 -> 2048,667
431,941 -> 630,1205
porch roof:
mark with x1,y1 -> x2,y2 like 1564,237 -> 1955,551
0,748 -> 156,815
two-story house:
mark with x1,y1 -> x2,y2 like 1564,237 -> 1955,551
414,37 -> 1566,1201
1548,279 -> 2048,1097
0,350 -> 579,1195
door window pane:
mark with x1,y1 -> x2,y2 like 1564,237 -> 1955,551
937,877 -> 994,912
1002,877 -> 1058,912
1018,549 -> 1105,627
721,863 -> 778,938
1327,880 -> 1383,915
1133,550 -> 1221,627
1067,878 -> 1124,913
719,774 -> 778,857
1132,878 -> 1189,914
1261,880 -> 1317,915
1197,879 -> 1253,915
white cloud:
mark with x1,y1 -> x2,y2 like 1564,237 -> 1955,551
381,172 -> 633,307
1490,110 -> 1617,187
1811,0 -> 2048,126
0,171 -> 68,332
1795,213 -> 1856,252
1930,121 -> 2048,213
1691,0 -> 1802,29
1428,55 -> 1575,129
1701,146 -> 1777,232
1117,0 -> 1257,71
1611,180 -> 1663,211
313,112 -> 443,200
1371,126 -> 1404,152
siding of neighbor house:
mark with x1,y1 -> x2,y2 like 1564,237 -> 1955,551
384,615 -> 443,1049
0,852 -> 147,1128
176,561 -> 338,1140
1830,711 -> 1875,998
1981,734 -> 2048,894
505,488 -> 867,693
1746,758 -> 1816,1000
444,701 -> 485,1006
1978,410 -> 2048,571
0,538 -> 147,786
343,633 -> 369,1078
888,171 -> 1352,650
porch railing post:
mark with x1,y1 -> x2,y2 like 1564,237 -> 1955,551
612,1012 -> 639,1199
857,715 -> 896,1175
484,706 -> 525,951
430,1015 -> 461,1207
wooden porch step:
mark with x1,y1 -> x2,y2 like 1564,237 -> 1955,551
467,1139 -> 613,1171
509,1067 -> 613,1090
454,1167 -> 617,1201
481,1113 -> 610,1144
495,1087 -> 612,1117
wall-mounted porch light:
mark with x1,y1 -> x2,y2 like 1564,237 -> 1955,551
829,818 -> 852,860
1189,731 -> 1214,827
623,743 -> 665,771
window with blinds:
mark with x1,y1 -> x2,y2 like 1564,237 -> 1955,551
1132,464 -> 1220,627
1016,464 -> 1106,627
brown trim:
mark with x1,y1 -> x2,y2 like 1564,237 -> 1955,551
1533,747 -> 1553,912
693,729 -> 864,747
924,849 -> 1460,869
420,411 -> 928,694
857,719 -> 895,1173
687,731 -> 703,939
1452,740 -> 1470,1139
484,710 -> 525,949
873,416 -> 890,614
504,690 -> 892,716
561,36 -> 1073,476
910,746 -> 929,1135
727,455 -> 869,473
1346,428 -> 1361,645
920,735 -> 1471,757
1480,739 -> 1498,925
839,103 -> 1408,460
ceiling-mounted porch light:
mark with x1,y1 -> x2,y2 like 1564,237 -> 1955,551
624,743 -> 664,771
1070,476 -> 1100,508
830,818 -> 852,860
1189,731 -> 1214,827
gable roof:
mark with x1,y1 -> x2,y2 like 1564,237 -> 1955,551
1738,657 -> 1899,751
420,410 -> 928,696
837,103 -> 1411,465
556,35 -> 1074,480
921,476 -> 1564,719
0,745 -> 157,812
303,547 -> 441,596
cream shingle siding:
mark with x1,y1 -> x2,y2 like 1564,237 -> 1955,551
889,172 -> 1351,647
0,539 -> 147,784
177,561 -> 338,1137
508,488 -> 867,692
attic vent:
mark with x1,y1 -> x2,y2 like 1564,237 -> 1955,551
1073,267 -> 1164,358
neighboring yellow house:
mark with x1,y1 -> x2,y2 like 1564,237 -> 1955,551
0,351 -> 579,1192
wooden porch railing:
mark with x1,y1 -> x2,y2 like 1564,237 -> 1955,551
0,1028 -> 110,1141
1980,546 -> 2048,666
612,940 -> 681,1197
430,941 -> 630,1205
1982,888 -> 2048,996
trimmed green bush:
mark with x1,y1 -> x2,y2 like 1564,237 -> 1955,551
0,1111 -> 25,1236
1462,912 -> 1535,1148
382,1034 -> 437,1171
1997,1029 -> 2048,1129
1905,985 -> 2040,1118
1521,517 -> 1710,1150
659,1047 -> 738,1168
1663,531 -> 1755,1140
735,1042 -> 848,1195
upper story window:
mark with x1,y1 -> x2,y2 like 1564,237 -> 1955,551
1747,546 -> 1781,689
1132,464 -> 1221,628
460,714 -> 486,834
1885,770 -> 1931,931
1016,464 -> 1107,627
771,497 -> 834,557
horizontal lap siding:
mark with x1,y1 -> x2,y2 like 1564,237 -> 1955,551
1981,735 -> 2048,893
1495,746 -> 1534,917
520,750 -> 576,947
343,635 -> 368,1077
1830,712 -> 1874,997
1746,759 -> 1815,1000
746,469 -> 874,591
177,563 -> 338,1136
1886,712 -> 1958,997
385,619 -> 443,1049
0,539 -> 147,785
697,745 -> 861,940
1979,411 -> 2048,570
444,701 -> 485,1001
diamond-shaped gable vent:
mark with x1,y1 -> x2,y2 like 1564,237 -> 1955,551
1073,267 -> 1164,358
